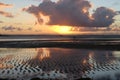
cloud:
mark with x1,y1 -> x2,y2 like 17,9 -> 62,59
22,5 -> 44,24
31,0 -> 43,2
0,2 -> 14,18
0,2 -> 13,9
116,11 -> 120,14
27,27 -> 32,30
23,0 -> 117,27
2,26 -> 23,31
0,11 -> 14,18
0,21 -> 3,23
17,27 -> 23,31
92,7 -> 116,27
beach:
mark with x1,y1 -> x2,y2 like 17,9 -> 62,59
0,48 -> 120,80
0,35 -> 120,80
0,35 -> 120,50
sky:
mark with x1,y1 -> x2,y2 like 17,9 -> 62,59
0,0 -> 120,35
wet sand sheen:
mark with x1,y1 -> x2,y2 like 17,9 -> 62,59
0,48 -> 120,80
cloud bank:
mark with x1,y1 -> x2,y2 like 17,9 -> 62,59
2,26 -> 23,31
23,0 -> 118,27
0,2 -> 14,18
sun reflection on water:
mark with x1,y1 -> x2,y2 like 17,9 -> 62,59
38,48 -> 50,60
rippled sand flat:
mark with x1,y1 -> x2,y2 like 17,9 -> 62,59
0,48 -> 120,80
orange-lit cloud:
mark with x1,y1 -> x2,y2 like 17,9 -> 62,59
0,2 -> 14,18
23,0 -> 117,27
0,2 -> 13,9
0,11 -> 14,18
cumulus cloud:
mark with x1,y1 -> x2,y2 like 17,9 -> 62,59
116,11 -> 120,14
2,26 -> 23,31
92,7 -> 116,27
0,2 -> 14,18
23,0 -> 118,27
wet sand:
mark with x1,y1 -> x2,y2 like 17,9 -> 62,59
0,35 -> 120,80
0,48 -> 120,80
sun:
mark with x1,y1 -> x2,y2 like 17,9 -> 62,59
51,25 -> 72,34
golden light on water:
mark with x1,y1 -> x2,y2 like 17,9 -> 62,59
51,25 -> 72,34
39,48 -> 50,60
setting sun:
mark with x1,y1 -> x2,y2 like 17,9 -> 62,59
51,26 -> 72,34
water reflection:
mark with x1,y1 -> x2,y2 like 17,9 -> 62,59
0,48 -> 120,80
37,48 -> 50,60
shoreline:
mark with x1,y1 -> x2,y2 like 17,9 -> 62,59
0,40 -> 120,50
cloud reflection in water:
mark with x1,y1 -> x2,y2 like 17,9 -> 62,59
0,48 -> 120,80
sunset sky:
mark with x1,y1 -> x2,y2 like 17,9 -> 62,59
0,0 -> 120,35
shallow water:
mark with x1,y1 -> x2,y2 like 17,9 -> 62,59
0,48 -> 120,80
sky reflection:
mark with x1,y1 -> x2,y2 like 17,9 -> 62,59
0,48 -> 120,80
36,48 -> 50,61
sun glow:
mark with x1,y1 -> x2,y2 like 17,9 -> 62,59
51,25 -> 72,34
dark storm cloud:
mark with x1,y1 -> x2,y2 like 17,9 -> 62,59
2,26 -> 23,31
116,11 -> 120,14
23,5 -> 43,24
92,7 -> 116,27
23,0 -> 117,27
